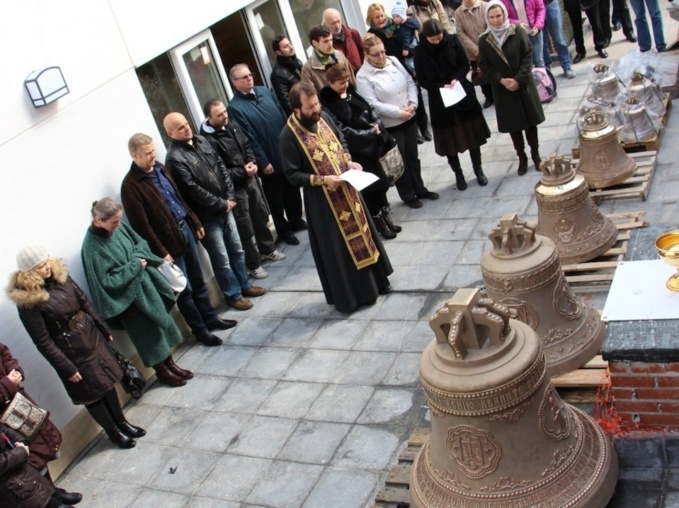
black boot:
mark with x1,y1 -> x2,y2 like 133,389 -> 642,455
86,399 -> 135,449
100,389 -> 146,439
526,126 -> 542,171
374,211 -> 397,239
469,149 -> 488,186
52,488 -> 83,505
381,207 -> 402,233
510,131 -> 528,176
448,155 -> 467,190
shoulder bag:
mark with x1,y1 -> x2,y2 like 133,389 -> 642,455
379,145 -> 405,185
157,261 -> 188,293
0,392 -> 48,440
109,345 -> 146,399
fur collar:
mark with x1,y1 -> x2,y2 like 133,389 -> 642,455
6,258 -> 69,308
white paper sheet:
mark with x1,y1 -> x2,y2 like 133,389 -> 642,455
440,81 -> 467,107
339,169 -> 379,191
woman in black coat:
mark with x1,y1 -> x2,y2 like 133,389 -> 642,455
319,63 -> 401,240
414,18 -> 491,191
6,246 -> 145,449
478,0 -> 545,175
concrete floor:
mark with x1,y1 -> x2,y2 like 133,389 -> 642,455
55,14 -> 679,508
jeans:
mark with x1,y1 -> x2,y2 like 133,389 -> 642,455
201,210 -> 250,302
542,0 -> 572,71
529,30 -> 545,68
174,221 -> 218,334
629,0 -> 666,50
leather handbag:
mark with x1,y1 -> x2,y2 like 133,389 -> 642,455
157,261 -> 188,293
379,145 -> 405,185
109,345 -> 146,399
0,392 -> 48,440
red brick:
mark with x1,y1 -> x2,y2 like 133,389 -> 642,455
637,413 -> 679,427
610,374 -> 656,388
608,362 -> 629,374
659,402 -> 679,413
615,400 -> 660,413
615,412 -> 638,425
656,376 -> 679,388
630,362 -> 679,374
611,387 -> 636,400
636,388 -> 679,400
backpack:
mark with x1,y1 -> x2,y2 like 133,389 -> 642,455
532,67 -> 557,103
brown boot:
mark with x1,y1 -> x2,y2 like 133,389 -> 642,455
164,355 -> 193,380
153,362 -> 186,387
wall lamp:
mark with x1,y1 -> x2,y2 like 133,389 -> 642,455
25,66 -> 69,107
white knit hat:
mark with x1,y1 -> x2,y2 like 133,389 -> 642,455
16,245 -> 49,272
392,0 -> 407,18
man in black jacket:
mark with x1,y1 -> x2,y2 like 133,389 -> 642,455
163,112 -> 265,311
121,133 -> 236,346
270,35 -> 302,116
200,100 -> 286,279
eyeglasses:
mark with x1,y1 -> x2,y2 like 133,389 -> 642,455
368,50 -> 386,57
234,73 -> 253,80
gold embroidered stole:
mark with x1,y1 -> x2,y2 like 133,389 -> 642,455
287,114 -> 379,269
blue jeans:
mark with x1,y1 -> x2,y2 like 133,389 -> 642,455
174,221 -> 219,334
542,0 -> 572,71
529,30 -> 545,68
201,211 -> 250,302
629,0 -> 665,51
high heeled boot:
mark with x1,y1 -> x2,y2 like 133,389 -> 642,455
469,148 -> 488,186
381,207 -> 402,233
526,126 -> 542,171
86,399 -> 135,449
164,355 -> 194,380
101,389 -> 146,439
510,131 -> 528,176
153,361 -> 186,387
448,155 -> 467,190
373,211 -> 397,239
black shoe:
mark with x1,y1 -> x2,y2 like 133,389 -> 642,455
379,284 -> 393,295
196,332 -> 223,347
117,421 -> 146,438
282,233 -> 300,245
603,38 -> 611,48
53,488 -> 83,505
613,22 -> 622,31
418,191 -> 440,200
421,131 -> 433,141
626,34 -> 637,42
657,46 -> 668,52
416,134 -> 424,144
597,49 -> 608,58
107,428 -> 136,449
381,207 -> 402,233
482,98 -> 493,108
374,212 -> 397,240
573,53 -> 585,64
291,219 -> 307,231
207,318 -> 238,331
406,198 -> 423,208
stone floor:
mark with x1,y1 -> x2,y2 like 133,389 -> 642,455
55,17 -> 679,508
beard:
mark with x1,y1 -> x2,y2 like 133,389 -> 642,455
300,110 -> 322,124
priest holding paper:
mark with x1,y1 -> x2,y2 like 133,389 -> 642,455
414,18 -> 491,192
279,81 -> 394,313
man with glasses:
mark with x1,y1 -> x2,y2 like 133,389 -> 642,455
301,25 -> 356,93
228,63 -> 306,246
271,35 -> 303,116
322,8 -> 364,72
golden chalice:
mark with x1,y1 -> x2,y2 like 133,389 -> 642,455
655,230 -> 679,291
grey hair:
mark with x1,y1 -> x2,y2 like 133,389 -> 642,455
128,133 -> 153,155
91,197 -> 122,221
229,63 -> 250,82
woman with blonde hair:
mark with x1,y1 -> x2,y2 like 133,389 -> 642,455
7,245 -> 145,449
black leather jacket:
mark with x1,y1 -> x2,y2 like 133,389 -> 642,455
200,119 -> 256,191
271,55 -> 302,116
164,135 -> 235,222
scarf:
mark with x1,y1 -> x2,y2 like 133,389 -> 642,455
484,0 -> 511,46
315,49 -> 338,67
371,17 -> 398,38
368,54 -> 392,70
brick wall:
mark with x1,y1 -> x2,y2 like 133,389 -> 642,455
610,361 -> 679,430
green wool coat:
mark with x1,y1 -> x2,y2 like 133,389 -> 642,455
478,25 -> 545,133
81,222 -> 182,367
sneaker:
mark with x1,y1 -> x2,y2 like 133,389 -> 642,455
564,68 -> 576,79
261,249 -> 287,262
228,297 -> 253,310
248,266 -> 269,279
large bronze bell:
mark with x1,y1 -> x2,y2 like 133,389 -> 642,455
480,213 -> 607,376
536,154 -> 618,263
591,64 -> 620,102
410,288 -> 618,508
578,111 -> 637,188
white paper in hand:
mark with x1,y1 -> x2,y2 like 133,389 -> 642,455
440,81 -> 467,107
339,169 -> 379,191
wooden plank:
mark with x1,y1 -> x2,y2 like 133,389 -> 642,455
386,463 -> 412,486
408,428 -> 430,447
399,446 -> 421,462
582,355 -> 607,369
552,368 -> 609,388
558,388 -> 600,404
561,260 -> 620,272
605,211 -> 647,220
375,486 -> 410,505
566,273 -> 616,283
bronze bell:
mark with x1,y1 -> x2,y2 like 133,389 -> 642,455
536,154 -> 618,263
628,72 -> 666,117
480,213 -> 607,376
591,64 -> 620,102
578,111 -> 637,189
410,288 -> 618,508
621,97 -> 659,143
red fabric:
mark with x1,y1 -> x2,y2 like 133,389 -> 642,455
333,25 -> 364,72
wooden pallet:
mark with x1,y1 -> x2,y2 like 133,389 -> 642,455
370,358 -> 609,508
571,94 -> 672,158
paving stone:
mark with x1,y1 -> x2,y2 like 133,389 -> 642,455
357,388 -> 415,424
244,291 -> 301,318
211,377 -> 278,414
307,319 -> 368,349
332,426 -> 401,470
167,374 -> 230,410
228,415 -> 299,458
369,293 -> 429,322
389,264 -> 451,292
306,384 -> 374,423
353,320 -> 416,352
333,351 -> 398,385
130,488 -> 188,507
187,497 -> 240,508
403,320 -> 437,353
287,291 -> 345,319
240,347 -> 300,380
56,474 -> 143,507
283,349 -> 349,382
301,467 -> 380,508
197,345 -> 259,376
443,263 -> 484,290
617,467 -> 667,490
183,411 -> 251,452
383,352 -> 422,385
223,318 -> 282,348
258,381 -> 324,418
607,482 -> 663,507
143,406 -> 205,446
148,448 -> 221,495
265,317 -> 323,348
277,420 -> 350,464
103,441 -> 174,485
67,438 -> 127,479
197,454 -> 272,502
455,240 -> 488,265
616,437 -> 667,469
273,265 -> 324,291
245,461 -> 324,508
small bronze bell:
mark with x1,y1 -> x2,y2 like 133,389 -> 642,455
578,111 -> 637,188
591,64 -> 620,102
536,154 -> 618,263
628,72 -> 666,117
480,213 -> 607,376
621,97 -> 659,143
410,288 -> 618,508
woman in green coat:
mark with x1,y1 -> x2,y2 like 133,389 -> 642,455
81,197 -> 192,388
478,0 -> 545,176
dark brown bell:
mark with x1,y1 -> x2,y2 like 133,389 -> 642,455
578,111 -> 637,188
536,154 -> 618,263
410,288 -> 618,508
480,213 -> 607,376
591,64 -> 620,102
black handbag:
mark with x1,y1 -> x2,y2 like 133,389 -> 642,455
109,345 -> 146,399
